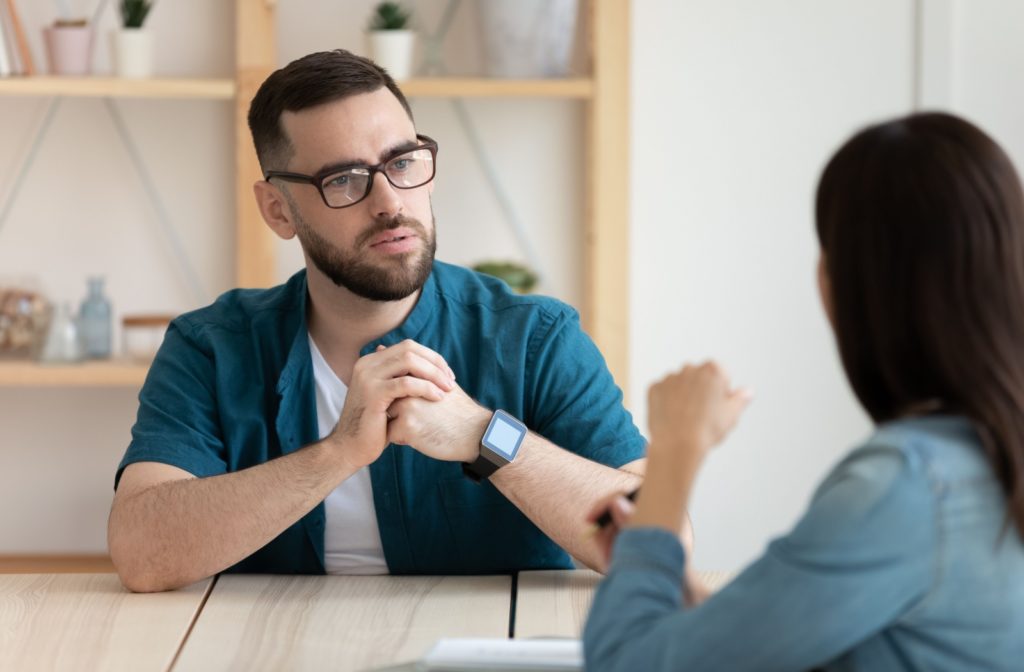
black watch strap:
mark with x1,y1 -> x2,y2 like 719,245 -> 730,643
462,455 -> 501,483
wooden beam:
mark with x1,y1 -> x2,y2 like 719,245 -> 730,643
585,0 -> 631,398
235,0 -> 278,288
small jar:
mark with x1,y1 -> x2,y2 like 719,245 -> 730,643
122,314 -> 172,362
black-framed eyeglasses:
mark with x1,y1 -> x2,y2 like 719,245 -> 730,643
264,134 -> 438,209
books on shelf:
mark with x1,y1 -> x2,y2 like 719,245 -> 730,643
0,0 -> 35,77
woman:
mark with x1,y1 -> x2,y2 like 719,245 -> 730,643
583,113 -> 1024,671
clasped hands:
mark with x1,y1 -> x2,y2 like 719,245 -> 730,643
330,339 -> 491,469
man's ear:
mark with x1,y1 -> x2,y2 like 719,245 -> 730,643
253,180 -> 297,240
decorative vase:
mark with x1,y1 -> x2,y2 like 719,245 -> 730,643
43,24 -> 95,76
367,30 -> 416,81
478,0 -> 579,78
111,28 -> 153,78
78,276 -> 112,359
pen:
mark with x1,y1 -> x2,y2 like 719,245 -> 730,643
588,488 -> 640,534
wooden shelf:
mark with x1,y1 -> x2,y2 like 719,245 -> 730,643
0,360 -> 149,386
0,76 -> 591,101
0,76 -> 237,100
399,77 -> 593,98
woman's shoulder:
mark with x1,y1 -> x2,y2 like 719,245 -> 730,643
835,415 -> 989,488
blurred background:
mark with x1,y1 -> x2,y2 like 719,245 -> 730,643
0,0 -> 1021,573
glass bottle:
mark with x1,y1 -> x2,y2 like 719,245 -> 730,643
78,276 -> 112,359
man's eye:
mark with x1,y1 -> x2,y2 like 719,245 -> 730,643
325,174 -> 350,188
390,158 -> 411,171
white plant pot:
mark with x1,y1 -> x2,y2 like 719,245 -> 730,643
478,0 -> 579,78
367,30 -> 416,81
112,28 -> 153,78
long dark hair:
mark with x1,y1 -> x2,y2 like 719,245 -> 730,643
816,112 -> 1024,538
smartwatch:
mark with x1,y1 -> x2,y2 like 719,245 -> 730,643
462,409 -> 528,483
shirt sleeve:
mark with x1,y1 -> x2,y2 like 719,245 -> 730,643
525,307 -> 646,468
584,444 -> 937,672
114,319 -> 228,488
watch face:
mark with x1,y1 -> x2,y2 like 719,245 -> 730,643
482,410 -> 526,461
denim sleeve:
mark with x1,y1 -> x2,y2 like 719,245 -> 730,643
525,307 -> 646,468
115,319 -> 228,488
584,446 -> 936,672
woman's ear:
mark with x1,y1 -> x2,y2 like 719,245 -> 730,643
253,180 -> 298,240
818,253 -> 835,328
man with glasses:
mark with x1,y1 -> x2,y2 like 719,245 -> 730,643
108,50 -> 645,592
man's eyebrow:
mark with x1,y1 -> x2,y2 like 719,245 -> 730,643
311,139 -> 420,176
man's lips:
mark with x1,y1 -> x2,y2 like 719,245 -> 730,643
368,227 -> 419,247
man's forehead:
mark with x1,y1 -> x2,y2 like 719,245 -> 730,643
280,90 -> 415,168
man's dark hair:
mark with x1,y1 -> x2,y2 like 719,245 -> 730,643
247,49 -> 414,172
816,111 -> 1024,539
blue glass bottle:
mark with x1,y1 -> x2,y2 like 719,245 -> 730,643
79,276 -> 112,359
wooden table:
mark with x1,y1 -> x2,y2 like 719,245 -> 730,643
173,575 -> 512,672
0,574 -> 211,671
514,569 -> 736,639
1,569 -> 733,670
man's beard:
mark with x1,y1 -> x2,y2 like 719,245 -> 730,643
292,208 -> 436,302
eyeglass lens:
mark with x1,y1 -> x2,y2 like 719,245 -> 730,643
320,147 -> 435,207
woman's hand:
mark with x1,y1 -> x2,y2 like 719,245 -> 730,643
622,361 -> 751,544
647,360 -> 752,460
585,491 -> 637,572
586,492 -> 710,606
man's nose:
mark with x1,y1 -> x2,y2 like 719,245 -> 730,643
366,171 -> 403,219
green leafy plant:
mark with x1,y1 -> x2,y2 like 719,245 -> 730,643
368,2 -> 411,31
472,261 -> 538,294
120,0 -> 154,29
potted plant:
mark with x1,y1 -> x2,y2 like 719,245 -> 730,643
112,0 -> 155,78
366,2 -> 415,81
472,261 -> 539,294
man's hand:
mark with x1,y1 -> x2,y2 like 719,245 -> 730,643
385,382 -> 491,462
328,339 -> 456,469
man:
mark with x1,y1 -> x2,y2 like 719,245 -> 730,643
108,50 -> 645,592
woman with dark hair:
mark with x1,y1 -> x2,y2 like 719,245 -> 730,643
583,112 -> 1024,671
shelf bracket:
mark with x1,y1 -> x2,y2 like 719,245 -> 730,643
0,95 -> 209,305
102,97 -> 208,304
0,98 -> 62,239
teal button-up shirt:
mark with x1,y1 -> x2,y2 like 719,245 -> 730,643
117,261 -> 645,575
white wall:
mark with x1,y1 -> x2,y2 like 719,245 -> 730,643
629,0 -> 1024,571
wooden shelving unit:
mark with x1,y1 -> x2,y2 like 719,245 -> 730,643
0,0 -> 630,393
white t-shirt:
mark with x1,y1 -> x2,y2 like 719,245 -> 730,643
309,336 -> 388,574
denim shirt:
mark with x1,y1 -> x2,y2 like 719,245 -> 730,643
584,416 -> 1024,671
117,262 -> 645,575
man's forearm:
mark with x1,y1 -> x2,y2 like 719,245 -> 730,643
108,440 -> 358,592
490,435 -> 642,570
